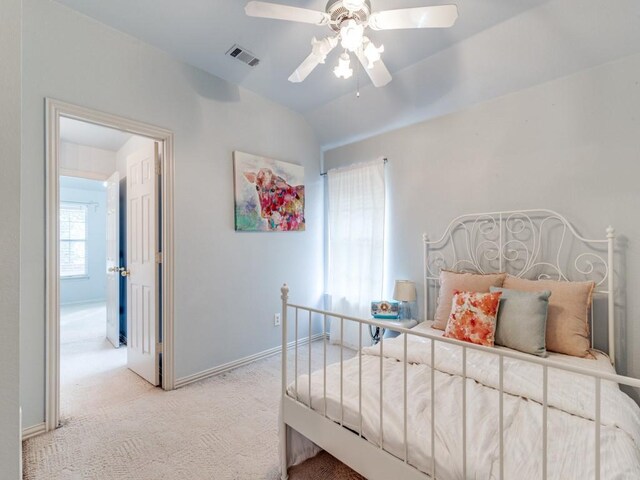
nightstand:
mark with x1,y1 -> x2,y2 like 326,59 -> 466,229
370,318 -> 418,344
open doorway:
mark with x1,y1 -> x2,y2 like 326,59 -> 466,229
45,100 -> 175,431
58,118 -> 159,420
59,173 -> 123,419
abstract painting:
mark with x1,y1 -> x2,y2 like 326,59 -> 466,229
233,151 -> 305,232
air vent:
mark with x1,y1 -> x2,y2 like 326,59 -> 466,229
226,44 -> 260,67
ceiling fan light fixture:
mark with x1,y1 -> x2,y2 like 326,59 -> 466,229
363,37 -> 384,68
333,53 -> 353,79
339,19 -> 364,52
311,35 -> 338,63
245,1 -> 459,88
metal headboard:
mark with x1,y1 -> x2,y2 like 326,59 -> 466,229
423,209 -> 616,365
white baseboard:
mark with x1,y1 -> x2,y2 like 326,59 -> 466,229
175,333 -> 325,389
22,422 -> 46,441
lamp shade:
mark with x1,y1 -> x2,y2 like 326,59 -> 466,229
393,280 -> 416,302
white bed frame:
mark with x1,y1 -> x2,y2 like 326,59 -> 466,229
279,209 -> 639,480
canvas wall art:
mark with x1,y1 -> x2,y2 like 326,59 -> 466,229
233,151 -> 305,232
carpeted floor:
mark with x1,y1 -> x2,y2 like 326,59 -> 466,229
23,304 -> 363,479
59,302 -> 135,420
289,451 -> 365,480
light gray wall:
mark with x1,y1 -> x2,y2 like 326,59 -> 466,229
325,53 -> 640,385
59,180 -> 108,305
21,0 -> 323,428
0,0 -> 22,476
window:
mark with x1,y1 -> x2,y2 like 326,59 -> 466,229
60,203 -> 88,277
327,159 -> 386,348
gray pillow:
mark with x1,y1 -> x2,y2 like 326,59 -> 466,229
490,287 -> 552,357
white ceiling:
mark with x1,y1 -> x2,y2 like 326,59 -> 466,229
310,0 -> 640,148
53,0 -> 549,113
53,0 -> 640,148
60,117 -> 133,151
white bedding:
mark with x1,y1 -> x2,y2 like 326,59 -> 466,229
286,323 -> 640,479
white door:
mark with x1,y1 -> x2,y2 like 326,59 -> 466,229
125,142 -> 159,386
106,171 -> 120,348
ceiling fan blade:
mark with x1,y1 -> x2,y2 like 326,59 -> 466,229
245,1 -> 329,25
289,36 -> 338,83
288,54 -> 323,83
369,5 -> 458,30
355,50 -> 392,88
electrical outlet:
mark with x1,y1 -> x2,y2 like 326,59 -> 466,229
274,313 -> 281,326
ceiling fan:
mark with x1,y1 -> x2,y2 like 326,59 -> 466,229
245,0 -> 458,87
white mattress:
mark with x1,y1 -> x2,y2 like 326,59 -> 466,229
286,323 -> 640,479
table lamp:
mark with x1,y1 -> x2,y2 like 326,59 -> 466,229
393,280 -> 416,320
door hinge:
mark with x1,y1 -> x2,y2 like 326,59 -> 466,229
155,159 -> 162,176
155,252 -> 163,264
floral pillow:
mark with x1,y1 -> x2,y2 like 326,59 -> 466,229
443,290 -> 503,347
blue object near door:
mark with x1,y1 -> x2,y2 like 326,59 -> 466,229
118,177 -> 127,344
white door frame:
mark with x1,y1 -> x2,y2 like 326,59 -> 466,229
45,98 -> 175,431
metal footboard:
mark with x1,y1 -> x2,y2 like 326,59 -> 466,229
280,285 -> 640,480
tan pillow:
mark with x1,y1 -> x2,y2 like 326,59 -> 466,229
503,275 -> 595,357
433,270 -> 507,330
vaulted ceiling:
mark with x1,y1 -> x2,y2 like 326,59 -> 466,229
54,0 -> 640,148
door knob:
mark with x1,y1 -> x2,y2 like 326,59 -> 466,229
120,267 -> 131,277
108,266 -> 119,273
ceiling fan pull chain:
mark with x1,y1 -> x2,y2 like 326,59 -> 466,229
356,55 -> 360,98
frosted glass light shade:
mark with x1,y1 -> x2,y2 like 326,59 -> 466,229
343,0 -> 366,12
393,280 -> 416,302
333,53 -> 353,79
340,19 -> 365,52
363,37 -> 384,68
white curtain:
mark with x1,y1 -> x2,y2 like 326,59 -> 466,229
327,159 -> 385,349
